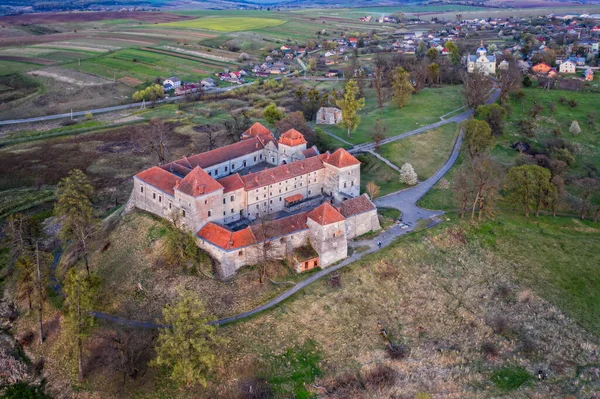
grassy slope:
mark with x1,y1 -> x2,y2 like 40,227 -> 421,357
468,213 -> 600,334
377,123 -> 458,180
325,85 -> 464,145
159,16 -> 287,32
419,87 -> 600,212
358,153 -> 405,197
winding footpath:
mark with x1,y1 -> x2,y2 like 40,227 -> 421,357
55,89 -> 500,329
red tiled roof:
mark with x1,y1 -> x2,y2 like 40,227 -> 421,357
135,166 -> 180,196
243,122 -> 271,138
302,147 -> 318,158
217,174 -> 244,193
197,223 -> 256,250
285,193 -> 303,203
242,156 -> 324,190
320,148 -> 360,168
250,213 -> 309,241
174,136 -> 268,170
176,167 -> 223,197
336,194 -> 376,217
307,203 -> 345,225
160,162 -> 192,177
279,129 -> 307,147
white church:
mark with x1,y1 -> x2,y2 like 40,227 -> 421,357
467,41 -> 496,75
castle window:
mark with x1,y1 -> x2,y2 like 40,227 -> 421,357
159,195 -> 162,203
208,210 -> 212,217
256,204 -> 259,209
232,163 -> 235,169
260,154 -> 263,160
351,181 -> 354,186
271,157 -> 275,163
280,238 -> 285,243
238,250 -> 243,256
140,186 -> 144,193
254,156 -> 257,162
264,194 -> 267,199
169,203 -> 172,209
230,195 -> 234,202
309,190 -> 312,195
256,197 -> 259,201
223,211 -> 226,216
231,208 -> 234,214
344,182 -> 347,188
205,200 -> 208,205
279,197 -> 282,201
279,189 -> 281,193
270,200 -> 273,204
182,210 -> 186,217
225,166 -> 228,172
153,193 -> 156,200
223,198 -> 226,204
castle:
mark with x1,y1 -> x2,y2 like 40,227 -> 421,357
467,41 -> 496,75
127,122 -> 380,279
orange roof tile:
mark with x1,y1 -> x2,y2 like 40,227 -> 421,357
176,167 -> 223,197
135,166 -> 180,196
250,213 -> 309,241
336,194 -> 376,217
307,203 -> 345,225
284,193 -> 303,203
217,174 -> 244,193
197,223 -> 256,250
173,136 -> 273,170
320,148 -> 360,169
243,122 -> 271,138
279,129 -> 307,147
241,156 -> 324,190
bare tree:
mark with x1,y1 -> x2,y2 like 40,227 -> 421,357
373,65 -> 386,112
453,165 -> 473,219
146,118 -> 171,165
497,56 -> 522,103
223,111 -> 252,144
470,155 -> 502,220
575,178 -> 600,219
462,71 -> 493,109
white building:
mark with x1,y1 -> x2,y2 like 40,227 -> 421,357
467,41 -> 496,75
163,76 -> 181,89
127,122 -> 379,279
559,60 -> 577,74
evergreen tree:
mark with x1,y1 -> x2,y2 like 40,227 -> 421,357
336,79 -> 365,138
151,290 -> 225,388
55,169 -> 96,276
263,103 -> 284,125
64,268 -> 100,381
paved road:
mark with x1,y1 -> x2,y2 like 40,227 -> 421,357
0,82 -> 255,126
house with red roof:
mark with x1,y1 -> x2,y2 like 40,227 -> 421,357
127,119 -> 379,279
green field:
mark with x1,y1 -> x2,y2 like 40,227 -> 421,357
358,153 -> 405,197
62,48 -> 226,83
160,16 -> 287,32
324,85 -> 464,145
377,123 -> 458,181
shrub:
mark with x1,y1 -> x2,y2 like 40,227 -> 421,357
60,119 -> 78,127
480,341 -> 498,358
490,366 -> 533,391
569,120 -> 581,136
568,99 -> 578,109
363,365 -> 397,389
400,163 -> 418,185
387,343 -> 410,359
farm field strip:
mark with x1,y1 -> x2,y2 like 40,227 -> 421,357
139,47 -> 237,68
159,16 -> 287,32
0,55 -> 55,65
159,45 -> 238,62
115,28 -> 217,39
32,42 -> 115,52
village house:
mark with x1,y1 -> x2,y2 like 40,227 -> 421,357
533,62 -> 552,74
127,122 -> 379,279
163,76 -> 181,90
559,60 -> 577,74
